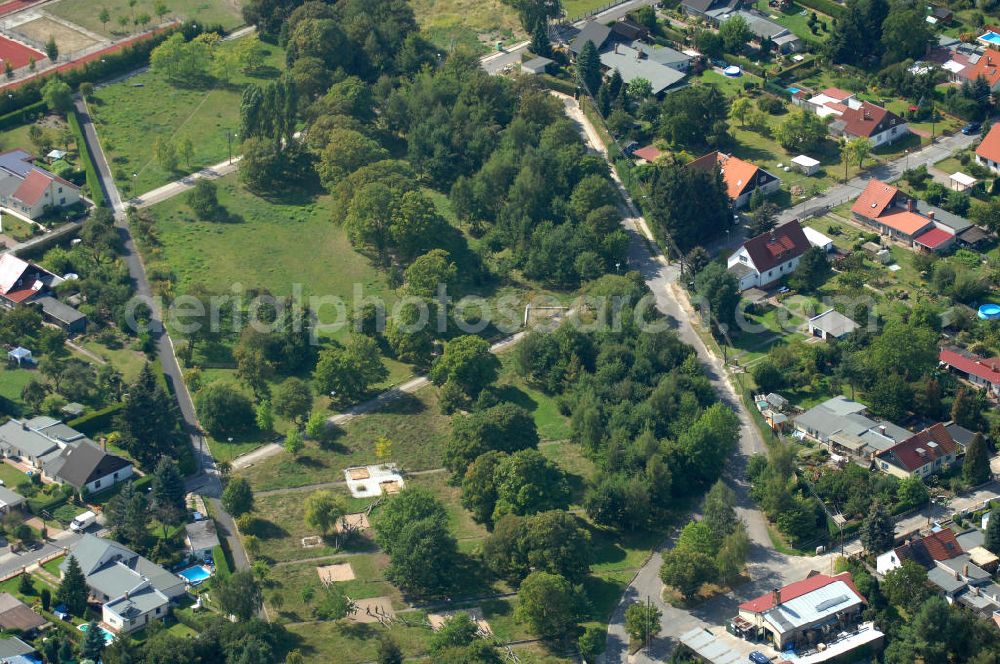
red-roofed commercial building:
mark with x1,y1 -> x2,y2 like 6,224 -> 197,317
0,149 -> 79,219
733,572 -> 868,650
851,179 -> 960,251
875,423 -> 959,479
688,151 -> 781,209
940,346 -> 1000,395
976,123 -> 1000,174
726,220 -> 812,290
829,100 -> 908,147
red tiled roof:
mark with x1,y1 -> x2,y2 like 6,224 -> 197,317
851,180 -> 898,220
914,227 -> 954,249
11,169 -> 50,206
877,423 -> 958,472
876,209 -> 933,236
820,87 -> 853,101
2,288 -> 35,303
976,124 -> 1000,164
739,572 -> 864,613
837,102 -> 902,139
962,48 -> 1000,87
940,346 -> 1000,384
632,145 -> 663,162
742,220 -> 810,273
922,529 -> 962,561
689,151 -> 773,200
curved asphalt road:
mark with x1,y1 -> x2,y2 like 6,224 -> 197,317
72,94 -> 249,573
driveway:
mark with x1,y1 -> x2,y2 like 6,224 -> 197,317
0,530 -> 82,580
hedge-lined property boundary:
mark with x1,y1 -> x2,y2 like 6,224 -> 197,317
67,401 -> 122,435
67,109 -> 105,208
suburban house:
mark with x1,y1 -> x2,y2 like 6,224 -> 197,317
599,44 -> 687,96
976,123 -> 1000,174
828,100 -> 908,147
939,346 -> 1000,396
717,9 -> 802,52
943,421 -> 979,453
569,20 -> 612,56
808,309 -> 859,340
0,417 -> 132,495
874,423 -> 959,479
960,48 -> 1000,91
0,253 -> 87,333
794,396 -> 910,458
63,534 -> 187,634
876,529 -> 963,575
680,0 -> 744,22
631,41 -> 693,72
726,220 -> 810,290
0,149 -> 80,220
0,636 -> 39,662
731,572 -> 883,661
851,180 -> 965,250
184,520 -> 220,560
689,151 -> 781,209
794,87 -> 856,117
610,17 -> 649,43
0,593 -> 46,634
0,486 -> 26,513
43,438 -> 134,496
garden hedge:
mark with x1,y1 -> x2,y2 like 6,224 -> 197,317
66,109 -> 105,208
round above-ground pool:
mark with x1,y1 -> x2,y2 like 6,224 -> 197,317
978,303 -> 1000,319
723,65 -> 742,77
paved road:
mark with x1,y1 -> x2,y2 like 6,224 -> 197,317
778,130 -> 980,223
128,157 -> 241,208
552,91 -> 844,663
0,530 -> 81,580
73,94 -> 249,574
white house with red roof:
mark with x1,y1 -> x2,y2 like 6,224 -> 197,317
976,123 -> 1000,174
0,149 -> 80,220
727,220 -> 812,290
733,572 -> 870,651
940,345 -> 1000,395
851,180 -> 963,252
961,48 -> 1000,92
874,423 -> 960,479
688,151 -> 781,209
795,87 -> 857,118
828,100 -> 908,147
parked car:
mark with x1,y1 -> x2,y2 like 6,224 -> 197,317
962,122 -> 982,135
749,652 -> 771,664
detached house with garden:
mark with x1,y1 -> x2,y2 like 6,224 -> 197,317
689,151 -> 781,209
851,180 -> 972,251
976,123 -> 1000,174
726,220 -> 810,290
0,149 -> 80,220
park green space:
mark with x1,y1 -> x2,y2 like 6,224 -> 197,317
146,174 -> 398,332
235,387 -> 452,491
410,0 -> 522,52
265,555 -> 400,622
50,0 -> 244,39
88,37 -> 284,194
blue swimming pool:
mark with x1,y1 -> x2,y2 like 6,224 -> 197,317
980,31 -> 1000,45
979,304 -> 1000,320
787,86 -> 801,94
78,622 -> 115,644
178,565 -> 212,585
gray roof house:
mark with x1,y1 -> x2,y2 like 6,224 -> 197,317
794,397 -> 910,456
0,486 -> 25,513
570,20 -> 612,56
914,199 -> 972,235
808,309 -> 859,340
43,439 -> 133,495
600,44 -> 687,96
34,295 -> 87,335
184,520 -> 220,558
0,420 -> 60,466
63,534 -> 186,634
0,636 -> 38,661
632,41 -> 693,71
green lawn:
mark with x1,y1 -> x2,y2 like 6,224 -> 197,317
146,174 -> 398,332
0,462 -> 29,489
79,339 -> 148,382
410,0 -> 522,53
285,621 -> 435,664
0,365 -> 34,415
752,0 -> 833,44
495,356 -> 571,441
694,69 -> 763,97
50,0 -> 244,39
236,387 -> 452,491
562,0 -> 614,19
88,38 -> 284,194
266,555 -> 400,622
